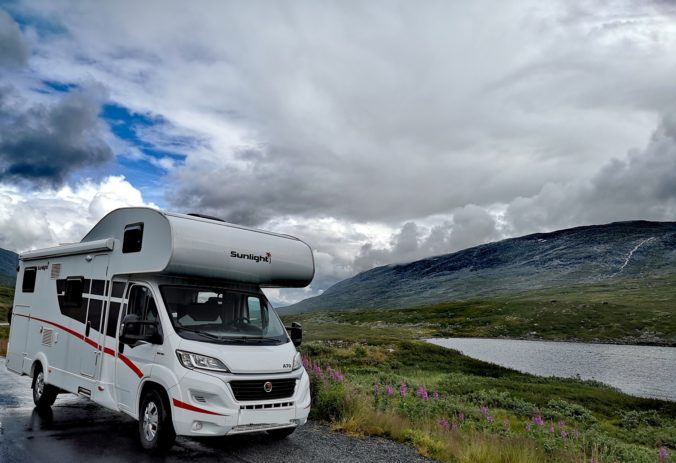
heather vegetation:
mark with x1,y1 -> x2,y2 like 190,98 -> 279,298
285,321 -> 676,462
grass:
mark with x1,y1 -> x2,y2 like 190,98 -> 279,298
286,276 -> 676,346
297,340 -> 675,462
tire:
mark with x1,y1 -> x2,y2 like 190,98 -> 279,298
32,364 -> 58,410
267,426 -> 296,439
138,389 -> 176,452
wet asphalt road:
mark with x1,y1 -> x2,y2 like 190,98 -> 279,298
0,361 -> 434,463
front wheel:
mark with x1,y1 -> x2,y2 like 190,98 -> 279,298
32,365 -> 58,409
267,427 -> 296,439
138,389 -> 176,452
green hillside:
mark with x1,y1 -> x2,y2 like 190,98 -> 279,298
284,275 -> 676,346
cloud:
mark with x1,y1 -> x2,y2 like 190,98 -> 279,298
12,1 -> 674,226
4,1 -> 676,305
0,175 -> 156,252
505,114 -> 676,235
0,85 -> 115,187
352,205 -> 502,273
0,9 -> 30,67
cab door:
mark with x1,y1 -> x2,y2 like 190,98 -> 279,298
114,284 -> 163,414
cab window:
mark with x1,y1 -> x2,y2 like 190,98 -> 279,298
126,285 -> 160,336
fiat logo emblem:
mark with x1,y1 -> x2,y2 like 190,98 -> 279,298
264,381 -> 273,393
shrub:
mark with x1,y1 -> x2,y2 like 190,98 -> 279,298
465,389 -> 537,417
621,410 -> 662,429
541,399 -> 596,424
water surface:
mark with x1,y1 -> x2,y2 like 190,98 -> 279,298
427,338 -> 676,401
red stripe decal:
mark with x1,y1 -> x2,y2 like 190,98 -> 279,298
14,314 -> 143,379
118,353 -> 143,378
172,398 -> 225,416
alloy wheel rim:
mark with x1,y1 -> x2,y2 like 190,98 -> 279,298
143,401 -> 159,441
35,372 -> 44,399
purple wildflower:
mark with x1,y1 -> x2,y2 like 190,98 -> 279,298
373,383 -> 380,395
532,414 -> 544,426
459,412 -> 465,423
415,385 -> 428,400
486,415 -> 494,424
432,391 -> 439,401
399,383 -> 407,397
451,420 -> 458,431
385,384 -> 394,396
549,420 -> 555,433
658,446 -> 668,462
480,405 -> 489,417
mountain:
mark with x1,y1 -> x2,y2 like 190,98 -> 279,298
284,221 -> 676,314
0,248 -> 18,287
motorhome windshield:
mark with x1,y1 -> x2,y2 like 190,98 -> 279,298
160,286 -> 288,345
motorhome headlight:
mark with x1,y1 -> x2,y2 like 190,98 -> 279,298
176,350 -> 230,372
292,352 -> 302,370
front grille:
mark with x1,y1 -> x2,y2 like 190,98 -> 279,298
240,402 -> 294,410
229,379 -> 297,401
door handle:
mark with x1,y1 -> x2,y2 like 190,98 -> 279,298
85,321 -> 91,338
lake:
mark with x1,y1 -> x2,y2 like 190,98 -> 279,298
427,338 -> 676,402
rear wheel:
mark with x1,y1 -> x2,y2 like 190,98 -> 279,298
138,389 -> 176,452
32,365 -> 58,409
267,427 -> 296,439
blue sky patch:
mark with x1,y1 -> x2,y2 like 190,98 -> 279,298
101,103 -> 192,206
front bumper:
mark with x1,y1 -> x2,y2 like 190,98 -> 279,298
170,368 -> 311,436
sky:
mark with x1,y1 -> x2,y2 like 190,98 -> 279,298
1,0 -> 676,305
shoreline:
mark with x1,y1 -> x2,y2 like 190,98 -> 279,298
425,334 -> 676,348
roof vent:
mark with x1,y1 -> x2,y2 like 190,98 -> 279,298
187,213 -> 226,222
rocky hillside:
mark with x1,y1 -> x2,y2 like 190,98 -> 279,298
0,248 -> 18,287
284,221 -> 676,313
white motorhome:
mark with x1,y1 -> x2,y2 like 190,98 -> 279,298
6,207 -> 314,451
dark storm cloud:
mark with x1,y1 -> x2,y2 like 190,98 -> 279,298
0,85 -> 114,187
505,114 -> 676,235
0,9 -> 29,67
352,206 -> 502,272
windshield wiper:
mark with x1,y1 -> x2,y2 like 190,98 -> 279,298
175,326 -> 224,340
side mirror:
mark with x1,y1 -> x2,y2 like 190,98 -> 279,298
287,322 -> 302,347
119,314 -> 162,346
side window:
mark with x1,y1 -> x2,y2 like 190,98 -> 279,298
122,223 -> 144,253
22,267 -> 37,293
64,277 -> 84,308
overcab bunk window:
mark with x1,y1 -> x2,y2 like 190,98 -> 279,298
123,223 -> 144,253
22,267 -> 37,293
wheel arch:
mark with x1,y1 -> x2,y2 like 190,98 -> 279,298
138,380 -> 172,417
31,352 -> 49,381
